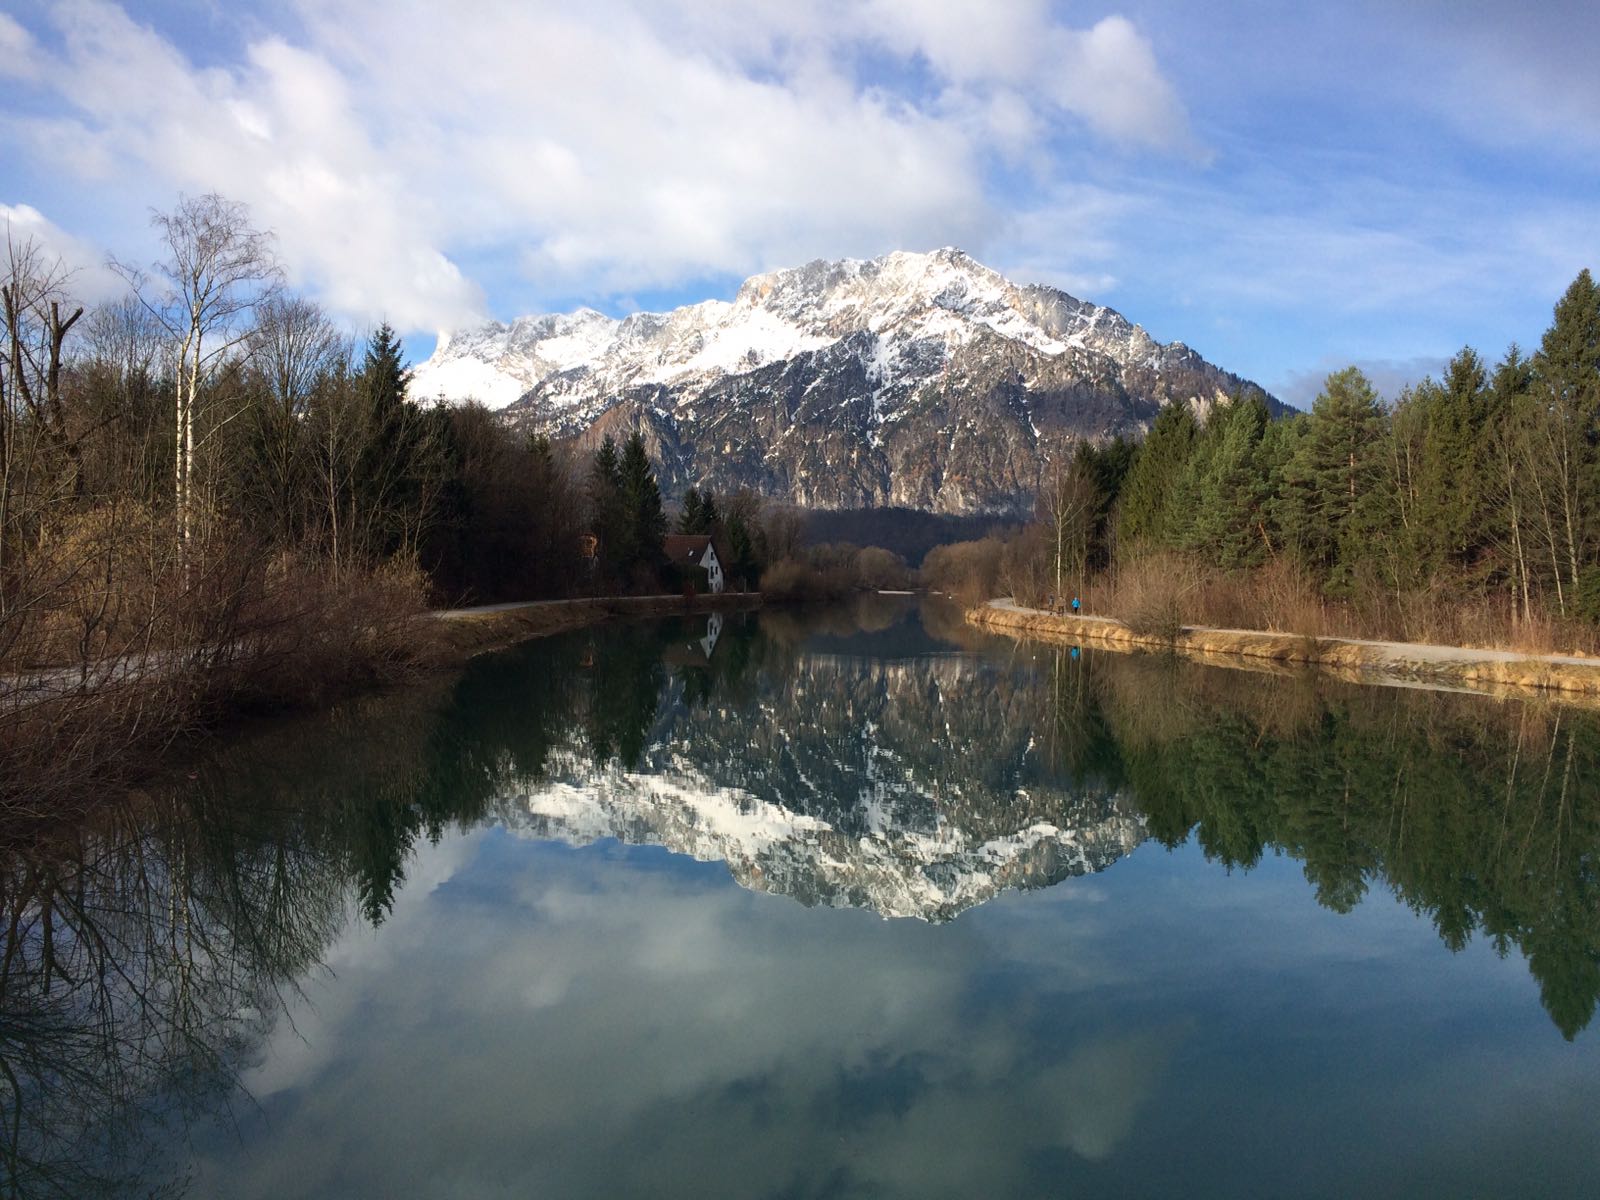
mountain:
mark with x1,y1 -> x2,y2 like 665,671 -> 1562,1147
412,248 -> 1281,514
495,635 -> 1145,922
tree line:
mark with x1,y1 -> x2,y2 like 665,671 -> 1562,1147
0,192 -> 831,810
940,269 -> 1600,647
0,194 -> 598,810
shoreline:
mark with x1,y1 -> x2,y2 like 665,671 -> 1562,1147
435,592 -> 763,657
968,599 -> 1600,703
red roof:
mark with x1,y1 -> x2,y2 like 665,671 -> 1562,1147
663,534 -> 714,562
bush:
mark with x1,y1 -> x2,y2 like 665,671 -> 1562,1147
759,558 -> 854,602
921,537 -> 1006,607
853,545 -> 913,590
1106,552 -> 1198,642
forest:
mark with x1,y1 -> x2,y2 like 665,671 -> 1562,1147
926,269 -> 1600,653
0,194 -> 835,812
4,190 -> 1596,813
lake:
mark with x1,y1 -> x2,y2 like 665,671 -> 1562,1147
6,596 -> 1600,1198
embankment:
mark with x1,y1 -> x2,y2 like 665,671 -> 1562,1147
969,599 -> 1600,702
437,593 -> 762,657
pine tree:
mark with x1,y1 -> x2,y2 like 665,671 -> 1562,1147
589,436 -> 627,574
1278,367 -> 1390,591
725,511 -> 757,588
1072,439 -> 1132,570
351,321 -> 431,560
361,322 -> 410,426
1116,401 -> 1198,550
678,487 -> 703,535
1187,395 -> 1272,567
619,432 -> 666,580
1412,348 -> 1489,576
1533,269 -> 1600,618
1481,345 -> 1539,619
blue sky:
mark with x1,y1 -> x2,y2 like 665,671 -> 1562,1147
2,0 -> 1597,406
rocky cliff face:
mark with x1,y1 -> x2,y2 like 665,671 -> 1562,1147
413,248 -> 1279,514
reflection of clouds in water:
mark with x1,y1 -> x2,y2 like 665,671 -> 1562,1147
1046,1030 -> 1177,1160
241,829 -> 490,1103
201,833 -> 1171,1198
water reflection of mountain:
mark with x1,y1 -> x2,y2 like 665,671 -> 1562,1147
515,649 -> 1144,921
6,599 -> 1600,1195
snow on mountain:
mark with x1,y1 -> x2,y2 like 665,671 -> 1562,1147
413,248 -> 1157,411
490,651 -> 1146,922
511,756 -> 1144,922
416,307 -> 619,408
411,248 -> 1279,513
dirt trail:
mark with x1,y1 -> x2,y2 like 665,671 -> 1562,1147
971,599 -> 1600,702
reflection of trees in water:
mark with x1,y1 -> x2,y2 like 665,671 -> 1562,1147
450,614 -> 1600,1038
0,621 -> 674,1197
1066,650 -> 1600,1040
0,796 -> 345,1197
6,607 -> 1600,1195
0,681 -> 461,1197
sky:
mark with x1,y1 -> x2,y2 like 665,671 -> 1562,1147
2,0 -> 1598,406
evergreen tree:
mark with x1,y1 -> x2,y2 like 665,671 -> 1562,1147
1534,269 -> 1600,618
676,486 -> 720,535
589,436 -> 628,574
1074,438 -> 1134,569
351,321 -> 432,560
1412,348 -> 1489,577
1117,402 -> 1198,549
1186,394 -> 1273,567
678,487 -> 704,535
361,322 -> 410,427
1278,367 -> 1390,592
619,432 -> 667,580
1480,345 -> 1539,618
725,511 -> 757,588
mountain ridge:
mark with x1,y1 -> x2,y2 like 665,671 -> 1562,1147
413,248 -> 1281,514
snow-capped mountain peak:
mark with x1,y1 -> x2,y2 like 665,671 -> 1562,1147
410,248 -> 1277,514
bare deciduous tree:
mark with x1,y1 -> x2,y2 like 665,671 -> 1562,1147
111,194 -> 281,555
245,295 -> 348,547
1037,452 -> 1101,608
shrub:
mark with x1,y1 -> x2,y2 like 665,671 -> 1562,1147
1107,552 -> 1199,642
759,558 -> 854,602
921,537 -> 1006,607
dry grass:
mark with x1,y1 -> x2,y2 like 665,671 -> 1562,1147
0,515 -> 444,822
1072,551 -> 1600,659
969,600 -> 1600,703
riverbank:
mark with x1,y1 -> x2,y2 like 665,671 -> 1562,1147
969,599 -> 1600,701
2,591 -> 762,826
435,592 -> 763,657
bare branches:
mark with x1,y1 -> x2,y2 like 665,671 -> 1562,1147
110,194 -> 282,554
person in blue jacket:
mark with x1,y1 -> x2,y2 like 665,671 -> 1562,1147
1071,596 -> 1081,615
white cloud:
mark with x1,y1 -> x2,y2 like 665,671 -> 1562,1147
0,201 -> 124,302
1276,355 -> 1448,410
6,0 -> 1199,333
0,12 -> 41,81
1049,16 -> 1207,159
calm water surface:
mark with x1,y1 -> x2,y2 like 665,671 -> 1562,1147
7,597 -> 1600,1197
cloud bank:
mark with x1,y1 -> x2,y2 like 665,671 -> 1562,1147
3,0 -> 1199,332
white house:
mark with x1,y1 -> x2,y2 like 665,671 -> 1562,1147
663,533 -> 726,593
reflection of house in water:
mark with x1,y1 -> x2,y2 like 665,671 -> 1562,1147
664,614 -> 723,667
